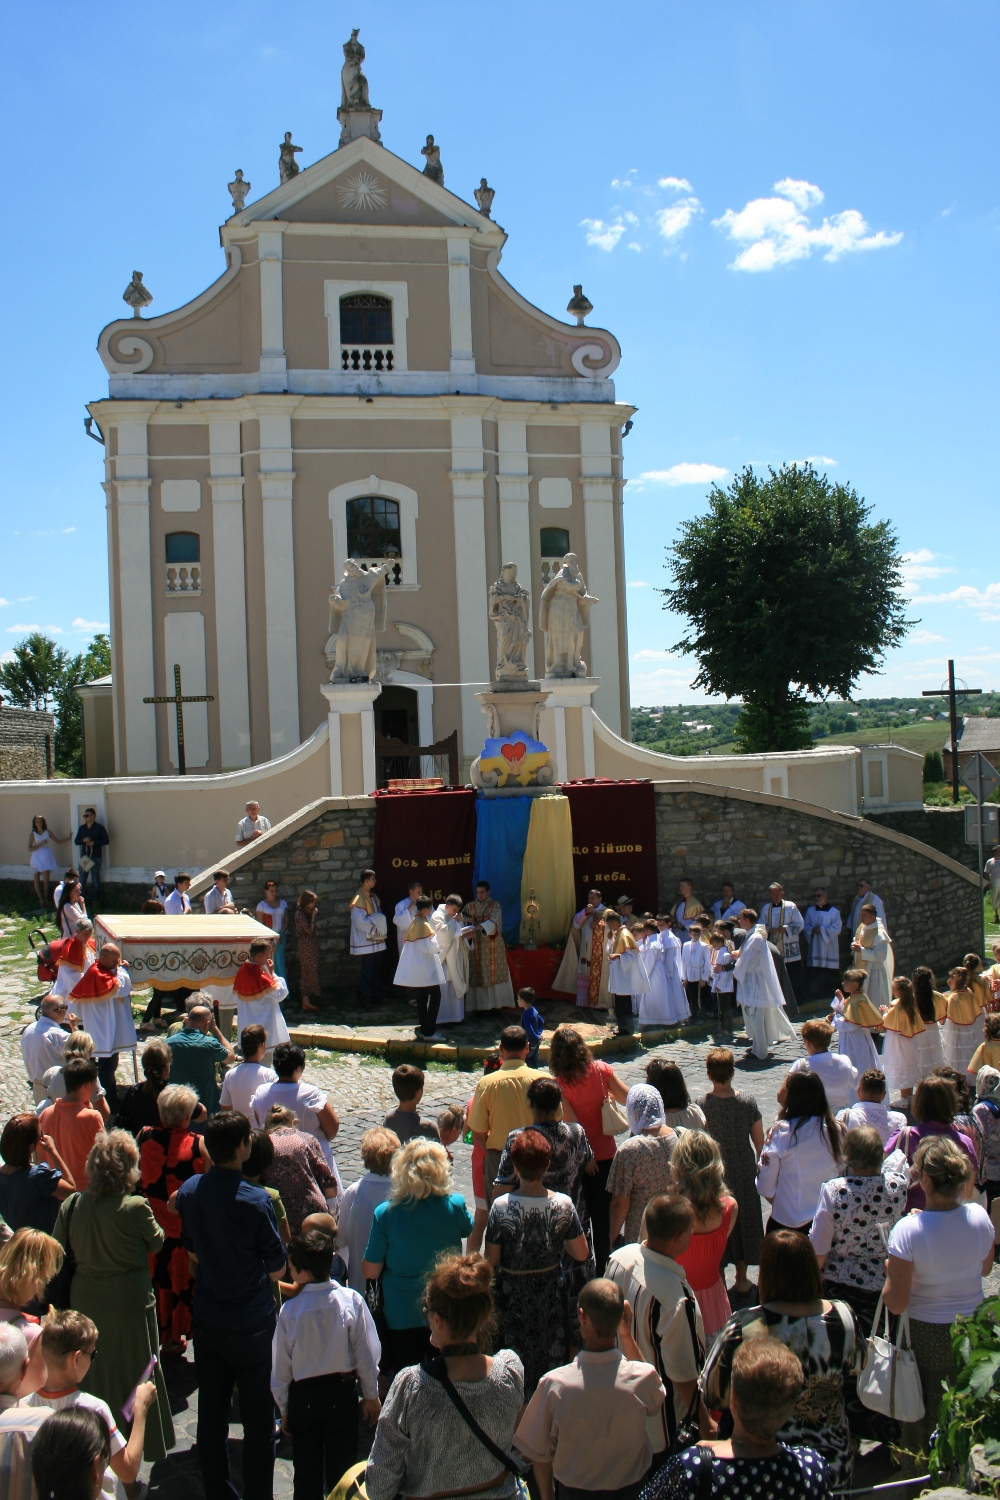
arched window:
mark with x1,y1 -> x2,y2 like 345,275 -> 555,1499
339,294 -> 393,372
165,532 -> 200,563
347,496 -> 402,566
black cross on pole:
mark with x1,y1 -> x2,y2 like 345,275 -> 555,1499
143,664 -> 215,775
921,658 -> 981,805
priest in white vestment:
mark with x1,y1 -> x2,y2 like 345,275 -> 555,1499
850,904 -> 894,1011
431,896 -> 473,1024
760,884 -> 805,1011
803,890 -> 843,999
393,881 -> 423,954
710,884 -> 746,922
733,911 -> 796,1059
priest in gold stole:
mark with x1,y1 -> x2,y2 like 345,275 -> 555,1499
462,880 -> 515,1011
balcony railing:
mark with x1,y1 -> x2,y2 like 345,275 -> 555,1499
166,564 -> 201,594
341,345 -> 395,372
354,558 -> 403,586
540,556 -> 564,587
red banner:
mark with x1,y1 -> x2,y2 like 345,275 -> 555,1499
372,789 -> 479,912
562,780 -> 658,914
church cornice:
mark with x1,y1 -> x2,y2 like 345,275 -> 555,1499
86,394 -> 636,426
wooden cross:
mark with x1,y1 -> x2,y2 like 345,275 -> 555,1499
143,663 -> 214,775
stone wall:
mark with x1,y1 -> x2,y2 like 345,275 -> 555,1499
866,806 -> 978,874
222,784 -> 979,1000
0,708 -> 54,781
655,786 -> 980,978
229,805 -> 377,998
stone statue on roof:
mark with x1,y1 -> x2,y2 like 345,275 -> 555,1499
341,28 -> 371,109
421,135 -> 444,186
279,133 -> 302,184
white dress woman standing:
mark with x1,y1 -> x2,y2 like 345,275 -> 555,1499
28,815 -> 68,911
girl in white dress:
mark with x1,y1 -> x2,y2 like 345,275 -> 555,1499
912,965 -> 947,1078
942,964 -> 985,1076
656,917 -> 690,1023
28,815 -> 69,910
831,968 -> 882,1078
881,976 -> 925,1104
638,919 -> 672,1026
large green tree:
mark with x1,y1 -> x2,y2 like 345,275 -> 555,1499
661,464 -> 913,752
0,631 -> 111,775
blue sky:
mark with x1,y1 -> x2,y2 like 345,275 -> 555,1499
1,2 -> 996,705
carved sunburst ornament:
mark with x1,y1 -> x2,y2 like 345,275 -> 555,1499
337,171 -> 388,213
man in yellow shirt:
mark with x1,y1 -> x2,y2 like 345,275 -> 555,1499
469,1025 -> 544,1205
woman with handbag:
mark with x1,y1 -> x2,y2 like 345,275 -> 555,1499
883,1135 -> 994,1469
548,1026 -> 628,1272
365,1253 -> 524,1500
701,1229 -> 860,1493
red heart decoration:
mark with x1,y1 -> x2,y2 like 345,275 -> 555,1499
501,741 -> 527,763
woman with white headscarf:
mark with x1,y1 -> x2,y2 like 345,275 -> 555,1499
973,1065 -> 1000,1223
606,1084 -> 677,1247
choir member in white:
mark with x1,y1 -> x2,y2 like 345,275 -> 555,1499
394,897 -> 446,1040
803,889 -> 843,998
604,913 -> 649,1037
681,924 -> 712,1016
733,909 -> 796,1059
671,879 -> 706,939
393,880 -> 423,953
430,894 -> 474,1024
707,930 -> 736,1024
637,917 -> 689,1025
349,870 -> 387,1005
850,903 -> 893,1010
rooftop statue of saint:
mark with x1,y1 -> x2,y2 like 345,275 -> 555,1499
341,28 -> 372,109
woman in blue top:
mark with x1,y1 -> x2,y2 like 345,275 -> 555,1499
0,1113 -> 76,1232
363,1136 -> 473,1379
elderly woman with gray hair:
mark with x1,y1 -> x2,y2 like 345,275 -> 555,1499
607,1085 -> 677,1247
53,1129 -> 175,1462
137,1084 -> 208,1356
809,1125 -> 908,1329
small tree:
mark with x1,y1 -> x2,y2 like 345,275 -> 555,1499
662,465 -> 913,752
0,631 -> 112,777
924,749 -> 945,784
54,635 -> 113,776
0,632 -> 69,712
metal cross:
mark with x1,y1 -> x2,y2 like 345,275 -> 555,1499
143,663 -> 215,775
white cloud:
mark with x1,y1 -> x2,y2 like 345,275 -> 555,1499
45,627 -> 64,635
910,630 -> 945,644
656,198 -> 702,241
713,179 -> 903,272
581,217 -> 627,251
633,649 -> 677,661
0,599 -> 8,608
6,624 -> 39,633
806,455 -> 838,467
633,463 -> 729,488
627,242 -> 643,252
658,176 -> 693,193
628,580 -> 652,589
611,170 -> 638,189
900,549 -> 955,587
61,527 -> 76,534
16,597 -> 35,603
72,618 -> 109,632
916,582 -> 1000,621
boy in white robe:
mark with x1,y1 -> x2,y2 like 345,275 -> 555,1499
394,898 -> 447,1040
430,895 -> 474,1025
232,939 -> 291,1057
393,881 -> 424,954
638,920 -> 672,1027
605,914 -> 649,1038
655,916 -> 689,1023
681,924 -> 712,1017
707,931 -> 736,1030
50,920 -> 97,999
733,910 -> 796,1060
68,942 -> 136,1113
350,870 -> 387,1006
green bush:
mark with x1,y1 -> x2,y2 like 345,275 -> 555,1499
924,750 -> 945,783
930,1296 -> 1000,1489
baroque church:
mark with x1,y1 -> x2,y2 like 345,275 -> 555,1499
88,32 -> 633,781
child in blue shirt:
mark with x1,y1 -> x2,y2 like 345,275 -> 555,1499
516,986 -> 545,1068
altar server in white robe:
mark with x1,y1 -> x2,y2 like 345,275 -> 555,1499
655,916 -> 690,1023
232,939 -> 291,1053
395,897 -> 447,1040
733,909 -> 796,1059
50,920 -> 97,999
393,880 -> 424,954
849,880 -> 887,936
850,903 -> 894,1011
350,871 -> 388,1006
803,890 -> 843,998
68,944 -> 137,1109
638,920 -> 673,1026
431,894 -> 473,1025
604,914 -> 649,1038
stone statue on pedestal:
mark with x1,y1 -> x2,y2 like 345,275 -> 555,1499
325,560 -> 390,681
341,29 -> 372,109
421,135 -> 444,186
278,133 -> 302,184
474,178 -> 495,218
539,552 -> 597,677
489,563 -> 531,680
122,271 -> 153,318
228,170 -> 250,213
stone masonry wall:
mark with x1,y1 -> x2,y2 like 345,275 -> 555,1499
867,806 -> 978,874
0,707 -> 54,780
655,787 -> 980,979
225,788 -> 979,1000
229,805 -> 377,999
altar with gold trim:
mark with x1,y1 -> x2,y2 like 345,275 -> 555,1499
94,914 -> 278,990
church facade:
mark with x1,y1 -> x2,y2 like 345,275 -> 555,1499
89,44 -> 632,778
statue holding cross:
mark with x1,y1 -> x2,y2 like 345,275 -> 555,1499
143,664 -> 215,775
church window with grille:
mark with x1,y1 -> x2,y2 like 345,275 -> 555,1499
339,294 -> 394,372
347,496 -> 402,564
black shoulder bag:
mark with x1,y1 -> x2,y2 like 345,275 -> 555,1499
649,1288 -> 703,1455
423,1354 -> 531,1479
46,1193 -> 80,1310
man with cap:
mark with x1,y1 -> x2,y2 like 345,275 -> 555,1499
151,870 -> 169,904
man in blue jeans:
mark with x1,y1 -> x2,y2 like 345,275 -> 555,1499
74,807 -> 109,903
177,1111 -> 287,1500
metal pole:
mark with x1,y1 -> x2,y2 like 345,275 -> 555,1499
949,658 -> 960,804
174,664 -> 186,776
978,755 -> 987,960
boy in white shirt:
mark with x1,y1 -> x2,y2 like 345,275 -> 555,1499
220,1023 -> 278,1117
204,870 -> 237,915
836,1068 -> 907,1145
164,873 -> 193,915
272,1230 -> 381,1500
707,930 -> 736,1030
681,924 -> 712,1017
789,1018 -> 859,1112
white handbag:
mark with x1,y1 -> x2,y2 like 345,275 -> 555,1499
600,1089 -> 630,1135
857,1294 -> 925,1422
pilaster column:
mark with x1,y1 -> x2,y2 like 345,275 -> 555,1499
544,678 -> 600,780
580,422 -> 621,733
450,415 -> 491,766
447,236 -> 476,380
258,408 -> 300,756
258,227 -> 287,392
114,413 -> 157,774
321,681 -> 382,796
497,419 -> 535,677
208,418 -> 251,769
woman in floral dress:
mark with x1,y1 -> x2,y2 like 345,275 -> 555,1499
485,1130 -> 589,1395
137,1084 -> 207,1355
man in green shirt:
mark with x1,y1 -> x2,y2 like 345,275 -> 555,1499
167,1006 -> 237,1113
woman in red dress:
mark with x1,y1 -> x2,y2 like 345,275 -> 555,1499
672,1128 -> 739,1339
138,1083 -> 207,1355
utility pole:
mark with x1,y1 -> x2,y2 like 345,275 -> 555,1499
922,659 -> 981,804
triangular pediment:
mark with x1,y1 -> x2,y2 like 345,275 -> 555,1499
226,136 -> 496,233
